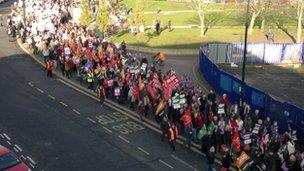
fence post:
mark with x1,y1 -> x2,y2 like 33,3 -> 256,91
262,43 -> 266,63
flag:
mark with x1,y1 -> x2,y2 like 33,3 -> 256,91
232,131 -> 241,153
197,124 -> 207,139
207,121 -> 215,132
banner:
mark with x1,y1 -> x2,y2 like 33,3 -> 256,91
207,121 -> 215,132
235,151 -> 250,168
147,84 -> 157,100
197,124 -> 207,139
114,88 -> 120,96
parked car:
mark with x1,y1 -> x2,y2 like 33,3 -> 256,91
0,145 -> 30,171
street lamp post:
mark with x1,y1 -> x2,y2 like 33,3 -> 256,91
240,0 -> 250,109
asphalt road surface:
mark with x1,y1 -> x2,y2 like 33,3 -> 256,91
0,2 -> 218,171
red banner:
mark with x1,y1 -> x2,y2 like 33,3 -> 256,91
147,84 -> 157,100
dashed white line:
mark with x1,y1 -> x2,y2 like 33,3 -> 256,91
60,102 -> 68,107
6,141 -> 12,146
13,147 -> 19,153
171,154 -> 199,171
159,159 -> 173,169
118,135 -> 130,143
29,163 -> 35,169
36,88 -> 44,93
87,117 -> 96,124
27,156 -> 36,165
72,109 -> 81,115
137,147 -> 150,155
20,155 -> 26,161
0,134 -> 4,138
102,126 -> 113,133
28,82 -> 34,87
3,133 -> 11,140
47,94 -> 55,100
14,144 -> 23,152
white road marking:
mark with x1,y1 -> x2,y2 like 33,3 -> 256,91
6,141 -> 12,145
60,102 -> 68,107
3,133 -> 11,140
171,154 -> 199,171
28,82 -> 34,87
20,155 -> 26,161
13,147 -> 19,153
137,147 -> 150,155
47,94 -> 55,100
29,163 -> 35,169
27,156 -> 36,165
0,134 -> 4,138
14,144 -> 22,152
159,159 -> 173,169
118,135 -> 130,143
72,109 -> 81,115
102,126 -> 113,133
87,117 -> 96,124
36,88 -> 44,93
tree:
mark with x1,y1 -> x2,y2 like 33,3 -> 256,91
134,0 -> 144,30
247,0 -> 265,35
96,0 -> 110,37
79,0 -> 92,26
188,0 -> 210,37
292,0 -> 304,43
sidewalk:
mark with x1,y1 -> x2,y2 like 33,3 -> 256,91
17,39 -> 236,171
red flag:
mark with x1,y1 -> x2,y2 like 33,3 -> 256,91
232,131 -> 241,153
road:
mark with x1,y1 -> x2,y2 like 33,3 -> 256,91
0,1 -> 217,171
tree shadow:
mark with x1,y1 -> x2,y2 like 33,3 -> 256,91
275,22 -> 296,43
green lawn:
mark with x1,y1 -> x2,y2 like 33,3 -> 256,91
109,28 -> 303,49
112,0 -> 300,49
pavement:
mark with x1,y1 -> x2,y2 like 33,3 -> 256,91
0,1 -> 222,171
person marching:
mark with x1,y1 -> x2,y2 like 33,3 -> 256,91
158,52 -> 165,65
46,59 -> 54,78
87,70 -> 94,91
97,85 -> 105,107
168,123 -> 178,151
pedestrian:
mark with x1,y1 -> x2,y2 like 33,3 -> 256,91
0,14 -> 3,27
87,70 -> 94,91
168,20 -> 172,32
221,144 -> 232,171
168,123 -> 178,151
207,146 -> 216,171
97,85 -> 105,107
155,19 -> 160,34
46,59 -> 54,78
160,115 -> 169,142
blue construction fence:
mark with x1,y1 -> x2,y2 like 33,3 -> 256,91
199,46 -> 304,135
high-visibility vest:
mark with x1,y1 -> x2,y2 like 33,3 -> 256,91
87,73 -> 93,83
